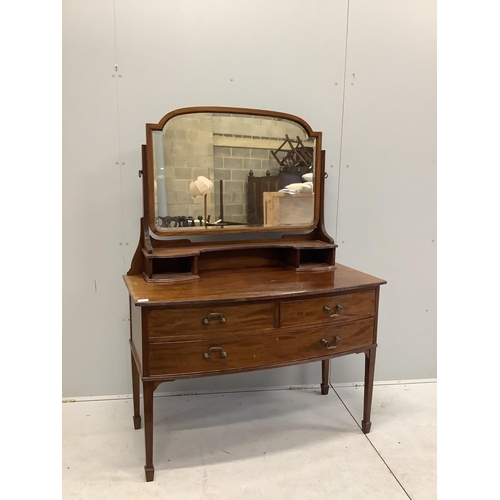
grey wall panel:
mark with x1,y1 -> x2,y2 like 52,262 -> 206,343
335,0 -> 437,381
62,0 -> 131,397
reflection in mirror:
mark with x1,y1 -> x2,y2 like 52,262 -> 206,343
152,112 -> 316,231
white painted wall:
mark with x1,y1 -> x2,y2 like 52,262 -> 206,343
62,0 -> 436,397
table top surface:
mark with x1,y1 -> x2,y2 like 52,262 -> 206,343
123,263 -> 386,307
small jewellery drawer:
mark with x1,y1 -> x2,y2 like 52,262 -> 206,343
280,291 -> 375,327
147,302 -> 275,340
148,318 -> 375,376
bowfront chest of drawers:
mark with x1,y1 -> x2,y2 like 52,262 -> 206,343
124,263 -> 385,481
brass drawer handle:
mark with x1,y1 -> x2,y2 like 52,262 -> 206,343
323,304 -> 343,317
201,312 -> 226,325
321,336 -> 341,349
203,347 -> 227,359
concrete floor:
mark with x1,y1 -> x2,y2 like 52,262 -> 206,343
62,381 -> 436,499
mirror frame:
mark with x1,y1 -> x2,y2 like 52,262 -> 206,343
144,106 -> 323,237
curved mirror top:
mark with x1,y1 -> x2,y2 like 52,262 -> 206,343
149,110 -> 318,233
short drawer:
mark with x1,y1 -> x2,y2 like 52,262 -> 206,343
280,290 -> 375,327
148,318 -> 375,376
147,302 -> 275,340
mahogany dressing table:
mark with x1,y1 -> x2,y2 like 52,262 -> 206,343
123,107 -> 386,481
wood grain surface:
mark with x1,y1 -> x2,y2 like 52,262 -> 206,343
124,263 -> 386,306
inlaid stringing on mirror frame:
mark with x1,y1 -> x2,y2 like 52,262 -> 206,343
144,107 -> 323,237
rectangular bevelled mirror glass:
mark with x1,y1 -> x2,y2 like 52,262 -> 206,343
146,108 -> 320,235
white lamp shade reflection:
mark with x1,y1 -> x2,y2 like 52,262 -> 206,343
189,176 -> 214,198
189,176 -> 213,228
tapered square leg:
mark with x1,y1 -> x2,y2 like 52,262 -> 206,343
144,466 -> 155,482
362,347 -> 376,434
321,359 -> 330,395
131,352 -> 141,429
143,381 -> 155,481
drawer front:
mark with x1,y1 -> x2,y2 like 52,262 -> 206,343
149,318 -> 374,376
280,291 -> 375,327
147,302 -> 275,340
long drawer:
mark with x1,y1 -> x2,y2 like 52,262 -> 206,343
280,291 -> 376,327
147,302 -> 275,340
148,318 -> 375,376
